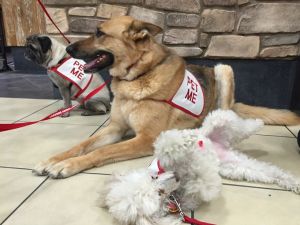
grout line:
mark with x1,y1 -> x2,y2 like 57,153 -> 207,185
0,166 -> 113,176
0,177 -> 49,225
222,182 -> 288,192
0,165 -> 32,171
13,100 -> 60,123
89,116 -> 110,137
81,171 -> 111,176
255,133 -> 295,138
285,125 -> 297,138
29,121 -> 104,127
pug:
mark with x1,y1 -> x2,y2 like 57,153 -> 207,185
24,34 -> 111,117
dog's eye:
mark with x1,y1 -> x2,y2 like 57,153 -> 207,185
95,28 -> 105,38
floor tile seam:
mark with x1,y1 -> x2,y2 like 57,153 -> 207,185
254,134 -> 295,138
0,177 -> 49,225
285,125 -> 297,138
222,182 -> 288,192
17,120 -> 102,127
80,171 -> 111,176
0,165 -> 32,171
12,100 -> 60,123
89,116 -> 110,137
0,165 -> 113,176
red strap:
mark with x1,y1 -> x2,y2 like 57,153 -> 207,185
0,80 -> 109,132
37,0 -> 71,44
183,215 -> 216,225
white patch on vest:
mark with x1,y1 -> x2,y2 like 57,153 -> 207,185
169,70 -> 204,117
54,57 -> 92,91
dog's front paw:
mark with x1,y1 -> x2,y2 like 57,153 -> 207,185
33,159 -> 57,176
46,159 -> 80,179
292,184 -> 300,195
60,111 -> 70,117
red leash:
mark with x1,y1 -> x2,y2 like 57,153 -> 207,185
0,81 -> 109,132
37,0 -> 70,44
168,195 -> 216,225
183,215 -> 215,225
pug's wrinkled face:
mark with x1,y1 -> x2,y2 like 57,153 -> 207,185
24,35 -> 52,66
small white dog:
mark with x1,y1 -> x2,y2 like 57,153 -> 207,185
100,110 -> 300,225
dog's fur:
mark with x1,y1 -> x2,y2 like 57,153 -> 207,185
100,110 -> 300,225
32,16 -> 300,178
25,35 -> 111,117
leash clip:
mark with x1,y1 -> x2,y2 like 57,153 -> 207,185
168,194 -> 184,220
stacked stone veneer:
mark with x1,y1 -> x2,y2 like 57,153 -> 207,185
43,0 -> 300,58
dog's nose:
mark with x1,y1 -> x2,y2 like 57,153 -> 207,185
66,44 -> 76,56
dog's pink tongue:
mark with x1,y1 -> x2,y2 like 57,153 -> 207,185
83,58 -> 98,71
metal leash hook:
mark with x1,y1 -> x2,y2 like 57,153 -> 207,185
168,194 -> 185,220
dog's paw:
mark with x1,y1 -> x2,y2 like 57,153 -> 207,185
81,110 -> 106,116
292,184 -> 300,195
32,159 -> 56,176
46,159 -> 80,179
60,111 -> 70,117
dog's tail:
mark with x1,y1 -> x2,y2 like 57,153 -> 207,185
232,103 -> 300,125
219,151 -> 300,194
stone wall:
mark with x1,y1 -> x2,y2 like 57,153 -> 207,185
43,0 -> 300,59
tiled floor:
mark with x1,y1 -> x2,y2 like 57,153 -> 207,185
0,97 -> 300,225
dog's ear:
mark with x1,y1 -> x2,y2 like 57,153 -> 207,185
126,20 -> 162,41
37,36 -> 52,53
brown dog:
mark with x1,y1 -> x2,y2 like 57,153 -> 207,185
33,16 -> 300,178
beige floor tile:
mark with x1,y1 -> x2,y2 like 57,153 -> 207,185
0,123 -> 98,169
256,125 -> 293,137
2,174 -> 114,225
20,100 -> 110,126
194,185 -> 300,225
0,98 -> 57,121
287,125 -> 300,137
0,168 -> 45,223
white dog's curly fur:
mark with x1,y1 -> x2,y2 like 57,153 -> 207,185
100,110 -> 300,225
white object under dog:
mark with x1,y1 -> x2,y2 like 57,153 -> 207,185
100,110 -> 300,225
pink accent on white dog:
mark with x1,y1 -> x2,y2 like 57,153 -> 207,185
49,57 -> 93,98
166,70 -> 205,117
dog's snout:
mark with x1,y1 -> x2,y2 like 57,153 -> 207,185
66,44 -> 76,56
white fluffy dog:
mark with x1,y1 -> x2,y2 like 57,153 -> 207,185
100,110 -> 300,225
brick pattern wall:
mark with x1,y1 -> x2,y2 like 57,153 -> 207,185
43,0 -> 300,58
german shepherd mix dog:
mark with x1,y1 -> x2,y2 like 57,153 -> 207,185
25,35 -> 110,117
33,16 -> 300,178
